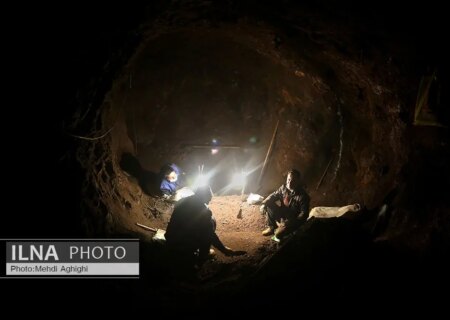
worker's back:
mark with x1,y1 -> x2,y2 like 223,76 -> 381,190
165,193 -> 212,247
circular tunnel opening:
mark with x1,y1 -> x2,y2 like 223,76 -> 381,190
80,20 -> 403,285
111,27 -> 339,279
64,0 -> 449,309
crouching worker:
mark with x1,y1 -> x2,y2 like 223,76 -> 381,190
159,163 -> 193,201
260,169 -> 310,240
165,186 -> 244,271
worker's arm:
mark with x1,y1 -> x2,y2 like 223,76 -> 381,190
260,185 -> 284,213
292,191 -> 310,223
262,185 -> 284,205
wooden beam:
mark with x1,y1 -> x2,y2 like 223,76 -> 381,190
257,120 -> 280,188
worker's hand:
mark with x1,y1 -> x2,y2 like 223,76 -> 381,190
276,220 -> 285,228
259,204 -> 266,214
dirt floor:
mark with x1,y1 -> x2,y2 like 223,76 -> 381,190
134,194 -> 278,285
199,195 -> 277,280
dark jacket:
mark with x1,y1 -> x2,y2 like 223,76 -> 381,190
165,195 -> 226,252
263,184 -> 310,222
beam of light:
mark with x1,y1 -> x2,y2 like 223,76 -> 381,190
190,167 -> 218,190
215,162 -> 263,195
193,173 -> 210,189
230,171 -> 247,190
245,162 -> 263,175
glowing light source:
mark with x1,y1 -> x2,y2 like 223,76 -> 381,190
231,171 -> 247,191
194,174 -> 210,188
192,168 -> 211,190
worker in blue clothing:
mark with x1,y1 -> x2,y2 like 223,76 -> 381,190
159,163 -> 182,198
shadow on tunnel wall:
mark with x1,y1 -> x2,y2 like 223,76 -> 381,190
120,152 -> 161,196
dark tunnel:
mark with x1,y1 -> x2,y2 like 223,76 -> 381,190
4,0 -> 450,314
